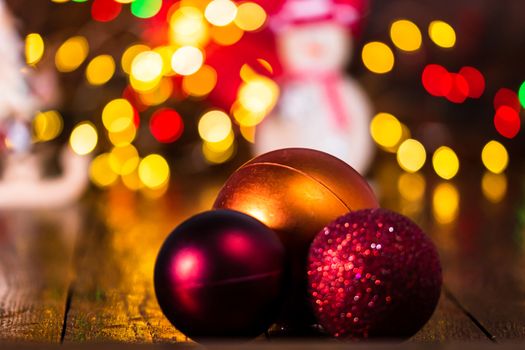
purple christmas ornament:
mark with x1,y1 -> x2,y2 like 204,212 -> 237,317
154,209 -> 285,341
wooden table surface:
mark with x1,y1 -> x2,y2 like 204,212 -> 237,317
0,160 -> 524,348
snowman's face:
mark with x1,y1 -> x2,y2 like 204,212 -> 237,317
278,21 -> 352,74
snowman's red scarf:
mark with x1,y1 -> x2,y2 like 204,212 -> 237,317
284,71 -> 349,129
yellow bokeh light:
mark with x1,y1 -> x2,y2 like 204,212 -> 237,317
202,140 -> 236,164
130,73 -> 161,93
131,51 -> 163,82
482,172 -> 507,204
204,129 -> 234,152
89,153 -> 118,188
141,180 -> 169,199
257,58 -> 273,74
210,22 -> 244,46
182,64 -> 217,97
139,77 -> 173,106
180,0 -> 209,10
234,2 -> 267,31
240,63 -> 258,82
33,110 -> 63,142
122,167 -> 144,191
198,110 -> 232,143
205,0 -> 237,26
398,172 -> 426,202
397,139 -> 426,173
238,76 -> 279,115
432,146 -> 459,180
170,6 -> 209,47
108,123 -> 137,147
109,145 -> 140,176
70,122 -> 98,156
55,36 -> 89,73
153,46 -> 176,76
482,140 -> 508,174
121,44 -> 150,75
390,20 -> 422,52
102,98 -> 135,133
138,154 -> 170,189
396,123 -> 412,151
370,113 -> 403,149
433,182 -> 459,224
240,124 -> 255,143
232,102 -> 266,127
86,54 -> 115,86
25,33 -> 44,66
362,42 -> 394,74
429,20 -> 456,48
171,46 -> 204,76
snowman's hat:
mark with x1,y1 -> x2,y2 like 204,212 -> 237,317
271,0 -> 369,31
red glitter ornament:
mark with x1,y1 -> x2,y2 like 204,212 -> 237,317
308,208 -> 442,339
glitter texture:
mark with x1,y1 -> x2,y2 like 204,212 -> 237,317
307,208 -> 442,339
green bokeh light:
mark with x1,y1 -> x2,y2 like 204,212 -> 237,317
131,0 -> 162,19
519,81 -> 525,109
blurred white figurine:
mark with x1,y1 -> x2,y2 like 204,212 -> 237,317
255,0 -> 374,174
0,0 -> 89,209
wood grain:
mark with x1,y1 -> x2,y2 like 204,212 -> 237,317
430,170 -> 525,341
0,207 -> 82,342
63,185 -> 222,343
1,169 -> 524,343
410,290 -> 488,342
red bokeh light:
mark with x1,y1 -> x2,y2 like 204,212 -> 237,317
459,66 -> 485,98
91,0 -> 122,23
494,88 -> 521,112
0,131 -> 5,152
494,105 -> 521,139
445,73 -> 469,104
150,108 -> 184,143
422,64 -> 452,97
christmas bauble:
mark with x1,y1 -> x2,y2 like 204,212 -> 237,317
154,210 -> 285,341
308,208 -> 442,339
213,148 -> 378,331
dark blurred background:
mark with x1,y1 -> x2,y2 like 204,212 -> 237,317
1,0 -> 523,201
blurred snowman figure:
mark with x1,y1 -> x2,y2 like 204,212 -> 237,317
0,0 -> 89,208
255,0 -> 374,174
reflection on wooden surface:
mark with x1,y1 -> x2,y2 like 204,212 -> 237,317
0,206 -> 81,342
0,160 -> 524,344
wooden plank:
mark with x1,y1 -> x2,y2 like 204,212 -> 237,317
63,184 -> 223,343
430,170 -> 525,340
410,289 -> 488,342
0,206 -> 81,342
0,341 -> 522,350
